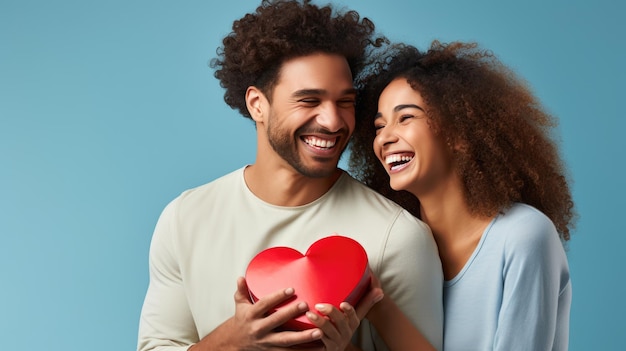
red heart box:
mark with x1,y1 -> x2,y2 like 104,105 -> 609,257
245,235 -> 371,331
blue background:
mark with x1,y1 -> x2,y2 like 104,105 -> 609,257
1,0 -> 623,350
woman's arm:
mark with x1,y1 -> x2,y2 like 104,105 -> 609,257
494,210 -> 571,350
366,295 -> 437,351
354,273 -> 437,351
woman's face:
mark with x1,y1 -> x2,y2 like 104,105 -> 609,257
373,78 -> 452,195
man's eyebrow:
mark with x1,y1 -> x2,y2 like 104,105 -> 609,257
292,88 -> 357,97
293,89 -> 324,97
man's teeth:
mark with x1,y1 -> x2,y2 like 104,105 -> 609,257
385,154 -> 413,165
304,136 -> 336,149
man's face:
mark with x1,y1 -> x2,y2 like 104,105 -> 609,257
264,53 -> 356,178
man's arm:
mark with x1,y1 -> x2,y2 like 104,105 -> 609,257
137,201 -> 325,351
137,200 -> 199,351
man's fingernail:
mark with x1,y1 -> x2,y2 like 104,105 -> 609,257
285,287 -> 294,295
311,329 -> 322,339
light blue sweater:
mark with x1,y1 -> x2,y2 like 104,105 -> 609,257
443,203 -> 571,350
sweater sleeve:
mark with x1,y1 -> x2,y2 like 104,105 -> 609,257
137,197 -> 198,351
494,210 -> 571,351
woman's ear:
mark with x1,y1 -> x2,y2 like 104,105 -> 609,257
246,86 -> 267,123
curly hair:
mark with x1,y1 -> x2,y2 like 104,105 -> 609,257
210,0 -> 387,119
349,41 -> 576,241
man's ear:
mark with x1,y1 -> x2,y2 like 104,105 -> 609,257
246,86 -> 267,123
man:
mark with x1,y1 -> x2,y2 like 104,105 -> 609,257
137,1 -> 443,350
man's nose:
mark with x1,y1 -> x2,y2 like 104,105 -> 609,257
315,103 -> 346,133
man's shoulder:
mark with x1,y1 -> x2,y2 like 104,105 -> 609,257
179,167 -> 243,198
333,172 -> 429,230
159,167 -> 245,216
335,172 -> 405,210
331,173 -> 435,256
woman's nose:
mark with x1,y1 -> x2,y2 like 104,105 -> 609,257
375,125 -> 398,147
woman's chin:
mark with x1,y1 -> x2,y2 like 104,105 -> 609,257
389,180 -> 408,192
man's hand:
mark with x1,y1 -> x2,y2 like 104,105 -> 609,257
189,277 -> 323,351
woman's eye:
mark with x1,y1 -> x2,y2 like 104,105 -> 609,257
399,114 -> 414,122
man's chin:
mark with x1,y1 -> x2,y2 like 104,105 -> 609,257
298,162 -> 340,179
301,168 -> 338,179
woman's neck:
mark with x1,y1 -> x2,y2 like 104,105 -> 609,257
416,180 -> 492,280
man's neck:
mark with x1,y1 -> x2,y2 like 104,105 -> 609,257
243,163 -> 343,207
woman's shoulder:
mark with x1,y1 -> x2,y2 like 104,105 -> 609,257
495,203 -> 563,254
499,203 -> 554,231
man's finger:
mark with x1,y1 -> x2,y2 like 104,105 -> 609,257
250,286 -> 297,314
264,328 -> 323,348
262,300 -> 310,330
233,276 -> 252,303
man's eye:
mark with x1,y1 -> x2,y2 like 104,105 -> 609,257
338,99 -> 356,107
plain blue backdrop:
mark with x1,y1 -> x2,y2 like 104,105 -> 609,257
1,0 -> 624,350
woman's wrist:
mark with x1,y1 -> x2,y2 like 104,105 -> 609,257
365,294 -> 390,325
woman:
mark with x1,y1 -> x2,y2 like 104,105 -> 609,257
350,41 -> 576,350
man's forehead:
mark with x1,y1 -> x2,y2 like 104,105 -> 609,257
280,53 -> 351,75
274,54 -> 354,93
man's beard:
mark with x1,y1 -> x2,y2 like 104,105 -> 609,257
266,117 -> 346,179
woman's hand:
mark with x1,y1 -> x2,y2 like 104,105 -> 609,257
304,302 -> 360,351
304,268 -> 385,351
356,270 -> 384,320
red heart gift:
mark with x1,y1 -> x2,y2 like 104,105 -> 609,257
245,235 -> 371,331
